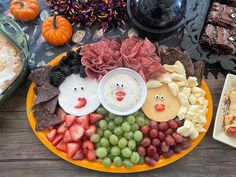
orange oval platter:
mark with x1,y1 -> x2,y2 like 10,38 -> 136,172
26,52 -> 213,173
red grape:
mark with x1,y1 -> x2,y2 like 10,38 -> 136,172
174,118 -> 183,127
158,131 -> 165,141
150,121 -> 158,129
172,132 -> 183,143
141,125 -> 150,135
181,138 -> 192,149
146,145 -> 157,156
163,149 -> 174,158
161,142 -> 169,152
152,138 -> 161,147
149,129 -> 158,138
159,122 -> 169,131
145,157 -> 156,166
168,120 -> 178,129
173,145 -> 183,154
165,128 -> 174,135
140,137 -> 151,147
153,153 -> 160,161
138,146 -> 146,156
165,135 -> 175,146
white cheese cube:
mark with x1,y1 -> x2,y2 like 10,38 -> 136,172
182,87 -> 191,99
163,64 -> 178,73
189,128 -> 199,140
175,61 -> 186,76
170,73 -> 188,84
189,94 -> 197,104
168,82 -> 179,96
160,73 -> 172,83
188,77 -> 198,87
177,106 -> 188,120
147,80 -> 163,88
177,92 -> 190,107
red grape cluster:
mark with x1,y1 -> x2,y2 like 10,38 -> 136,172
138,119 -> 192,166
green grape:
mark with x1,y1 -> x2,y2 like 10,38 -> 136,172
96,107 -> 108,115
90,134 -> 100,143
128,139 -> 136,150
131,124 -> 139,132
101,137 -> 110,147
96,147 -> 107,158
114,126 -> 123,136
96,142 -> 102,148
108,121 -> 115,130
130,152 -> 140,164
97,128 -> 103,137
122,147 -> 132,158
99,120 -> 108,130
138,111 -> 145,117
113,157 -> 122,167
133,131 -> 143,142
105,117 -> 111,122
127,115 -> 136,125
136,116 -> 145,126
121,122 -> 131,132
111,146 -> 121,156
108,112 -> 116,119
104,130 -> 112,138
144,119 -> 150,126
107,153 -> 114,160
118,137 -> 128,148
133,111 -> 139,117
109,134 -> 119,145
124,132 -> 133,140
138,156 -> 144,164
123,159 -> 133,168
106,146 -> 111,153
103,157 -> 111,167
114,116 -> 123,125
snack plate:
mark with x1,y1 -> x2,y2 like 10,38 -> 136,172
26,53 -> 213,173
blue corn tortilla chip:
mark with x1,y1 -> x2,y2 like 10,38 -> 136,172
29,66 -> 51,86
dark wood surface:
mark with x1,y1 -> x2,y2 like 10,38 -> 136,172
0,74 -> 235,177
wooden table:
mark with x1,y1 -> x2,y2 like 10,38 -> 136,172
0,74 -> 235,177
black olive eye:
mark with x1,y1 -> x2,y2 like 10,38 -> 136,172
74,88 -> 77,91
155,95 -> 159,99
81,87 -> 84,90
121,84 -> 124,87
116,83 -> 119,87
160,96 -> 164,101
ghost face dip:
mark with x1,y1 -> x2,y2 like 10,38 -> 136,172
98,68 -> 147,115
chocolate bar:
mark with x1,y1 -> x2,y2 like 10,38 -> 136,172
208,2 -> 236,29
200,24 -> 236,54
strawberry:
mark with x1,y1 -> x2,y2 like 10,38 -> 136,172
57,122 -> 68,134
74,98 -> 87,109
67,143 -> 80,158
65,115 -> 77,127
70,124 -> 84,141
86,149 -> 96,161
80,115 -> 90,129
56,141 -> 67,152
85,125 -> 96,137
82,140 -> 94,150
72,149 -> 84,160
52,134 -> 64,146
46,129 -> 57,142
89,114 -> 103,124
75,117 -> 83,125
56,108 -> 67,122
63,130 -> 72,143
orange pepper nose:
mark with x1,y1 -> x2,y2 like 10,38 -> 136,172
154,104 -> 165,112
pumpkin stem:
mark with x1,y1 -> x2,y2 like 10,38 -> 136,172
53,14 -> 58,29
14,1 -> 26,8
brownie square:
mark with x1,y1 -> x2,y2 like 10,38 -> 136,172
200,24 -> 236,54
208,2 -> 236,29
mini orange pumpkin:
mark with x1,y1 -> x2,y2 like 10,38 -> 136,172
42,15 -> 73,46
10,0 -> 40,22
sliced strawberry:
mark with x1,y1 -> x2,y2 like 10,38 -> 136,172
80,115 -> 90,129
52,134 -> 64,146
63,130 -> 72,143
89,113 -> 103,124
67,143 -> 80,158
46,129 -> 57,142
75,117 -> 83,125
57,122 -> 68,134
65,115 -> 77,127
86,149 -> 96,161
56,108 -> 67,122
72,149 -> 84,160
85,125 -> 96,137
74,98 -> 87,109
82,140 -> 94,150
56,141 -> 67,152
49,125 -> 56,130
70,124 -> 85,142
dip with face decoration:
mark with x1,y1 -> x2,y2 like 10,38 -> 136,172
98,68 -> 147,115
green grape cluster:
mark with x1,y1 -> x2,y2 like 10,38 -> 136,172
90,107 -> 149,168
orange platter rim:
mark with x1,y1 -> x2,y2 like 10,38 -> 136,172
26,52 -> 213,173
